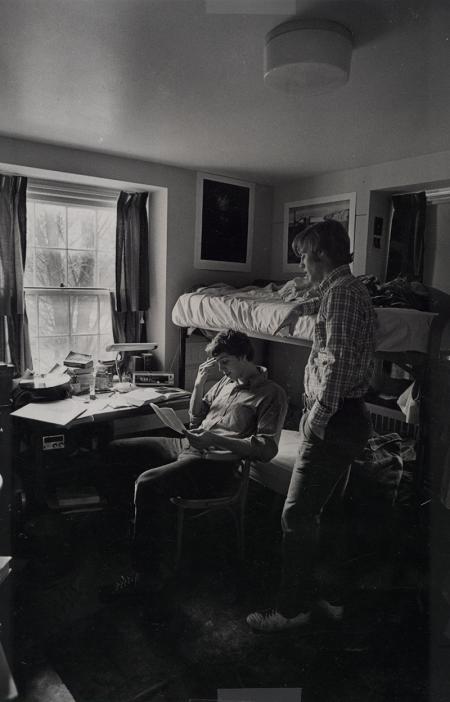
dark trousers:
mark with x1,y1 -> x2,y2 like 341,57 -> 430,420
107,436 -> 239,574
277,399 -> 372,617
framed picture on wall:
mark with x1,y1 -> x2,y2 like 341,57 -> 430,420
282,192 -> 356,273
194,173 -> 255,271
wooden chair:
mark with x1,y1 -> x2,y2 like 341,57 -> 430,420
169,458 -> 251,570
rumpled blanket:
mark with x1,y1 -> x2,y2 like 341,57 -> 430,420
194,275 -> 430,310
357,275 -> 429,310
350,432 -> 404,505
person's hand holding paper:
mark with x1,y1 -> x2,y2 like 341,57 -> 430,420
183,428 -> 216,451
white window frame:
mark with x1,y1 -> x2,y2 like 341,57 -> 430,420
25,180 -> 119,372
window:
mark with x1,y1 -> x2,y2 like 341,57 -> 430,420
24,181 -> 118,373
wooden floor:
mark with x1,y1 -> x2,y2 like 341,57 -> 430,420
8,481 -> 447,702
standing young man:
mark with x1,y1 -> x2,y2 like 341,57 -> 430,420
247,219 -> 376,631
102,329 -> 287,601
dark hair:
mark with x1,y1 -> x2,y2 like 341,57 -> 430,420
291,219 -> 353,266
205,329 -> 254,361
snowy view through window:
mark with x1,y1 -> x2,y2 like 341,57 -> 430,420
24,199 -> 116,373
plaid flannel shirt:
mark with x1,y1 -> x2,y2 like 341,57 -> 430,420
293,265 -> 376,434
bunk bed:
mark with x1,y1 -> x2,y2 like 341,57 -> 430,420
171,280 -> 449,501
172,282 -> 436,353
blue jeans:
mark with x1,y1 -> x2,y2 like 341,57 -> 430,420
277,399 -> 372,617
107,436 -> 239,574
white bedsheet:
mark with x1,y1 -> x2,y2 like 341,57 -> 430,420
172,287 -> 436,354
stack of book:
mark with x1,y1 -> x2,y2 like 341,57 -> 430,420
64,351 -> 94,395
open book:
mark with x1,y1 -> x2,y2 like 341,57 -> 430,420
150,403 -> 187,434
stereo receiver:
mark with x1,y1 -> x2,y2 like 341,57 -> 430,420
132,371 -> 175,386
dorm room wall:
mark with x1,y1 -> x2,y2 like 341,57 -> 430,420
270,148 -> 450,284
265,150 -> 450,408
0,136 -> 273,375
424,201 -> 450,295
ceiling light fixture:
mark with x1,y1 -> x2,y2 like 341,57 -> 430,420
264,19 -> 353,94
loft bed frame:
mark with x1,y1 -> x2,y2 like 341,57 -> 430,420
172,283 -> 450,501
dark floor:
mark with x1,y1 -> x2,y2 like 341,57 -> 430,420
6,481 -> 449,702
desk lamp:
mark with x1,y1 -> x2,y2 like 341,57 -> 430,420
105,343 -> 158,390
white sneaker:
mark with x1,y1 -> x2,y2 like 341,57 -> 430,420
317,599 -> 344,621
246,608 -> 311,632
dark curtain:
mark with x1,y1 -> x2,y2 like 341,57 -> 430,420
112,191 -> 149,342
385,192 -> 426,282
0,175 -> 32,373
110,292 -> 142,343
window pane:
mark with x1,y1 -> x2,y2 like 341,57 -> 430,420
25,293 -> 38,338
99,295 -> 113,334
35,249 -> 67,287
29,337 -> 39,370
35,204 -> 66,248
70,295 -> 98,334
39,336 -> 70,374
38,295 -> 70,336
25,195 -> 117,374
68,251 -> 95,287
99,334 -> 115,360
97,209 -> 116,249
23,248 -> 34,287
27,202 -> 35,248
71,335 -> 98,358
98,250 -> 115,289
68,207 -> 96,250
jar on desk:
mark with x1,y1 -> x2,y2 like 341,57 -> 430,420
95,363 -> 113,392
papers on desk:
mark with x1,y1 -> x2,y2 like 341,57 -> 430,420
11,386 -> 191,425
11,398 -> 88,426
88,386 -> 165,412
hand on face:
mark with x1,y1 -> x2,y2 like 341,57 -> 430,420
196,357 -> 217,383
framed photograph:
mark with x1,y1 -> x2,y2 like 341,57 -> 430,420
194,173 -> 255,271
283,192 -> 356,273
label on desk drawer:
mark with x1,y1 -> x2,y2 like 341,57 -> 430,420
42,434 -> 65,451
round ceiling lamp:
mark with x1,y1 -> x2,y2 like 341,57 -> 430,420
264,19 -> 353,94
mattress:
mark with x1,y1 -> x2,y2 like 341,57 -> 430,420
172,286 -> 436,354
250,429 -> 299,496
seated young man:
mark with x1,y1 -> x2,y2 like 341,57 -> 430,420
102,329 -> 287,601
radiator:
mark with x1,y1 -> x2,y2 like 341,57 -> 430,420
366,402 -> 419,440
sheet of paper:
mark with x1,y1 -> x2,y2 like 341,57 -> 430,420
11,398 -> 89,426
46,363 -> 70,378
73,396 -> 112,416
125,387 -> 163,404
149,403 -> 187,434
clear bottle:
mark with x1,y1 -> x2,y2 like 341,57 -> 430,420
89,369 -> 97,400
95,362 -> 111,393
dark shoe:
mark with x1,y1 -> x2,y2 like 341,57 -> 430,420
246,608 -> 311,632
99,573 -> 144,604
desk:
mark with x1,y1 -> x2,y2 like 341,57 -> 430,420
12,388 -> 191,510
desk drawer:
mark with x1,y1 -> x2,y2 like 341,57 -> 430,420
112,408 -> 189,438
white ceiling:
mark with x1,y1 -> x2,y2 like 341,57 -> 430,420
0,0 -> 449,184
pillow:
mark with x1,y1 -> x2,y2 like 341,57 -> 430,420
278,277 -> 312,302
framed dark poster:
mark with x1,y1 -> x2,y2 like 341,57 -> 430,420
194,173 -> 254,271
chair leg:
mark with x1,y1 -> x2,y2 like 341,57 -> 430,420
239,511 -> 245,561
174,507 -> 184,571
237,501 -> 246,561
